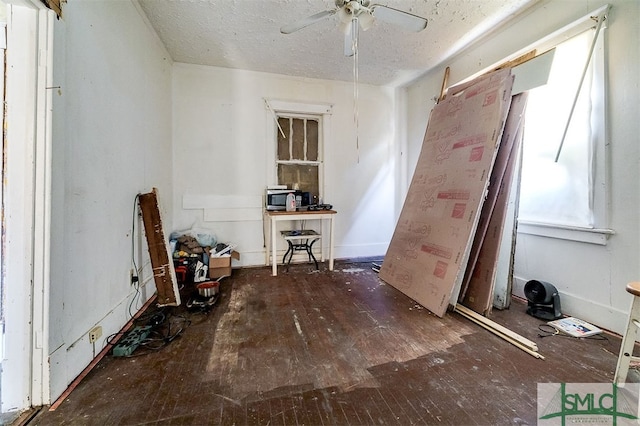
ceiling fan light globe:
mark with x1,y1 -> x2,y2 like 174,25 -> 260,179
337,7 -> 351,24
359,12 -> 375,31
339,19 -> 350,35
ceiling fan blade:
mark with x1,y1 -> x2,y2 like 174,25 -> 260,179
371,5 -> 427,32
280,9 -> 337,34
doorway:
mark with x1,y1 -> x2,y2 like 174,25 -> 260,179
1,0 -> 54,416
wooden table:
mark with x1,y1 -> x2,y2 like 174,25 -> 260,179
265,209 -> 336,276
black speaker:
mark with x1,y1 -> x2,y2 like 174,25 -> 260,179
524,280 -> 562,320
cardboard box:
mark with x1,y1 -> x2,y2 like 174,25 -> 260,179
209,250 -> 240,279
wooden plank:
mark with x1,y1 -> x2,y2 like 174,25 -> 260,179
456,307 -> 544,359
41,0 -> 64,18
492,50 -> 537,72
379,68 -> 514,317
138,188 -> 181,306
454,304 -> 539,352
438,66 -> 450,103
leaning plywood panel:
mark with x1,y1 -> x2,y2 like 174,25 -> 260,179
459,93 -> 528,301
379,69 -> 513,317
462,124 -> 524,315
139,188 -> 181,307
493,145 -> 523,310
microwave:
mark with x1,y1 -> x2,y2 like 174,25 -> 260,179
265,189 -> 312,211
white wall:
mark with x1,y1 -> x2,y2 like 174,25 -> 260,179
172,64 -> 399,265
49,0 -> 173,401
404,0 -> 640,334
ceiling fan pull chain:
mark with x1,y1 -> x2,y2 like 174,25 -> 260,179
352,17 -> 360,164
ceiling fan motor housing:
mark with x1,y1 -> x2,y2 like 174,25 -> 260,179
336,0 -> 371,8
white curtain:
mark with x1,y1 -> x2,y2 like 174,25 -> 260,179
518,29 -> 599,227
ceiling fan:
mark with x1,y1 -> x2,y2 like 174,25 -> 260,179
280,1 -> 427,162
280,0 -> 428,57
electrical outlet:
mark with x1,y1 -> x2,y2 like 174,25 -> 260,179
89,326 -> 102,343
129,268 -> 138,285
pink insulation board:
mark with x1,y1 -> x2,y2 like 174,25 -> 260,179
379,68 -> 514,317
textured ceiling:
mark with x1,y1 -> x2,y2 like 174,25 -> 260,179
138,0 -> 539,87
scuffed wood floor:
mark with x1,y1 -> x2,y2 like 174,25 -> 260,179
31,260 -> 624,425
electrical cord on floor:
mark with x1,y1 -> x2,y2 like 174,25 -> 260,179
105,330 -> 128,346
116,307 -> 191,357
537,323 -> 609,342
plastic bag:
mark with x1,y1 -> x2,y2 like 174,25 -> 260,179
170,223 -> 217,248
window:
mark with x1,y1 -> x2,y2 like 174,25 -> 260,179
265,99 -> 331,203
518,27 -> 606,230
276,115 -> 321,201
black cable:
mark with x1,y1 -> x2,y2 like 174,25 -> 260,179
131,193 -> 140,278
128,280 -> 141,319
537,323 -> 609,342
105,331 -> 128,346
127,193 -> 142,319
115,308 -> 192,357
537,324 -> 561,338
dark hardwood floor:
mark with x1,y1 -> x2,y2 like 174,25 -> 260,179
28,260 -> 628,425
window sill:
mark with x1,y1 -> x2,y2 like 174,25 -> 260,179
517,220 -> 614,245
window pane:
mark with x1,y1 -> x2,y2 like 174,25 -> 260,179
307,119 -> 319,161
277,117 -> 290,160
277,163 -> 319,199
291,118 -> 305,160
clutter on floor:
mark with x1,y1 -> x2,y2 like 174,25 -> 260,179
109,218 -> 241,359
169,226 -> 239,313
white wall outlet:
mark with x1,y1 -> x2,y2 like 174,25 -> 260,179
89,326 -> 102,343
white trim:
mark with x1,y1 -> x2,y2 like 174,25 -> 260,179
3,3 -> 38,414
265,99 -> 333,115
276,160 -> 322,166
31,6 -> 53,407
517,220 -> 614,245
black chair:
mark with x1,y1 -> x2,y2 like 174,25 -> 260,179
280,230 -> 321,270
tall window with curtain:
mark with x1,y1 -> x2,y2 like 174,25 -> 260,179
518,27 -> 606,229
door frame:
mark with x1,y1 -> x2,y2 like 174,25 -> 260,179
2,0 -> 53,413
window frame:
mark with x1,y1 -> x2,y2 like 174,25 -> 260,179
455,5 -> 612,245
276,113 -> 322,199
265,99 -> 332,200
